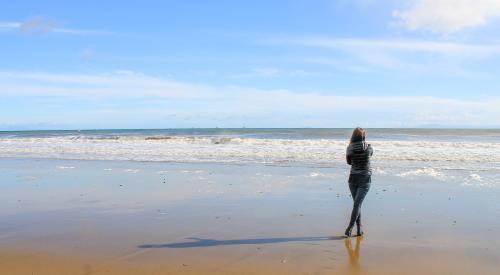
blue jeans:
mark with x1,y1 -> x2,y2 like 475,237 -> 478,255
348,174 -> 371,228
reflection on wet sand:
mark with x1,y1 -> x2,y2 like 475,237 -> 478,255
345,236 -> 363,273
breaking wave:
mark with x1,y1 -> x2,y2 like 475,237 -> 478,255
0,135 -> 499,167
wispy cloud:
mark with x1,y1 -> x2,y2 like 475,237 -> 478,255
229,67 -> 330,78
261,36 -> 500,56
256,35 -> 500,75
0,16 -> 112,35
1,70 -> 499,127
0,71 -> 206,98
393,0 -> 500,33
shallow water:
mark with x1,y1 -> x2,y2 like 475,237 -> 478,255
1,128 -> 499,187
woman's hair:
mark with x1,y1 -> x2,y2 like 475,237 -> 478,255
350,127 -> 366,143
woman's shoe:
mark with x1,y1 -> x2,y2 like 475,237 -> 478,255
356,224 -> 364,236
345,226 -> 353,237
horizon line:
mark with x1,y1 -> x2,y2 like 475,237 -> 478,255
1,126 -> 500,132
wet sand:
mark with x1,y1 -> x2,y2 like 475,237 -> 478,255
1,158 -> 499,274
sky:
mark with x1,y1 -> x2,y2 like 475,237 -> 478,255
1,0 -> 500,129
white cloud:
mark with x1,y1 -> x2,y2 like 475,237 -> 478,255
0,22 -> 21,28
393,0 -> 500,33
1,70 -> 499,127
231,67 -> 328,78
258,35 -> 500,75
19,17 -> 57,33
263,36 -> 499,56
0,71 -> 206,98
0,16 -> 111,35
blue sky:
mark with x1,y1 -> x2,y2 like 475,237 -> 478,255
1,0 -> 500,129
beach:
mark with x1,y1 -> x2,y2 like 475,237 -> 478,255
4,0 -> 500,273
1,129 -> 499,274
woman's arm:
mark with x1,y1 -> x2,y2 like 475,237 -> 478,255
346,146 -> 352,165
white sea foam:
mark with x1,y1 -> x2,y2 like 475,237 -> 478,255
156,170 -> 169,174
308,172 -> 337,179
462,173 -> 497,187
2,130 -> 497,187
396,168 -> 446,181
374,167 -> 388,175
0,136 -> 498,165
0,134 -> 498,188
124,169 -> 139,173
469,173 -> 483,182
57,166 -> 75,169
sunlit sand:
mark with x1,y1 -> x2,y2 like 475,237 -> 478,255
1,158 -> 498,274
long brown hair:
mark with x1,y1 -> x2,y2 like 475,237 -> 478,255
350,127 -> 366,144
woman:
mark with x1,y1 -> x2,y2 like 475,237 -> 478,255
345,127 -> 373,237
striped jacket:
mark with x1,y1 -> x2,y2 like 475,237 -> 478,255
346,141 -> 373,175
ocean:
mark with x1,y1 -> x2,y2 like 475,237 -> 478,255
1,128 -> 499,187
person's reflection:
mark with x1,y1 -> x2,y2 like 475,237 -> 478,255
344,236 -> 363,273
